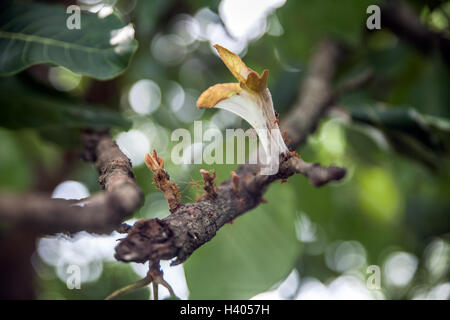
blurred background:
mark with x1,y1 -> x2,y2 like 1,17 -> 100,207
0,0 -> 449,300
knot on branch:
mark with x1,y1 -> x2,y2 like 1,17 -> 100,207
114,219 -> 176,263
145,150 -> 181,213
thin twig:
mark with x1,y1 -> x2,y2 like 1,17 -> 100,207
105,260 -> 176,300
159,278 -> 176,297
152,282 -> 159,300
105,276 -> 152,300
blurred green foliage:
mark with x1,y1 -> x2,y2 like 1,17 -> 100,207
0,0 -> 449,300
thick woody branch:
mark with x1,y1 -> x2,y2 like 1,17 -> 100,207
115,153 -> 346,265
114,40 -> 352,265
0,131 -> 143,234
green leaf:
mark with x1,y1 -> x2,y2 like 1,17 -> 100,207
0,1 -> 138,79
0,76 -> 130,131
351,107 -> 450,152
350,106 -> 450,169
184,183 -> 301,299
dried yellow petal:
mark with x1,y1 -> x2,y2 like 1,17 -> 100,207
213,44 -> 268,93
213,44 -> 250,83
245,69 -> 269,93
197,83 -> 242,108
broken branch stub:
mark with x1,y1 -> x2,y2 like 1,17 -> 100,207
144,150 -> 181,213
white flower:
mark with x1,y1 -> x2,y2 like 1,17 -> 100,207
197,45 -> 288,174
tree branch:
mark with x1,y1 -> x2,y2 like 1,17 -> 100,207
0,131 -> 143,234
114,40 -> 351,266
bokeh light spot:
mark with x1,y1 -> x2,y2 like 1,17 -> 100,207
128,79 -> 161,115
116,129 -> 150,166
357,167 -> 402,223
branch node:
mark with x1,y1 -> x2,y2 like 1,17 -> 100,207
148,261 -> 176,298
